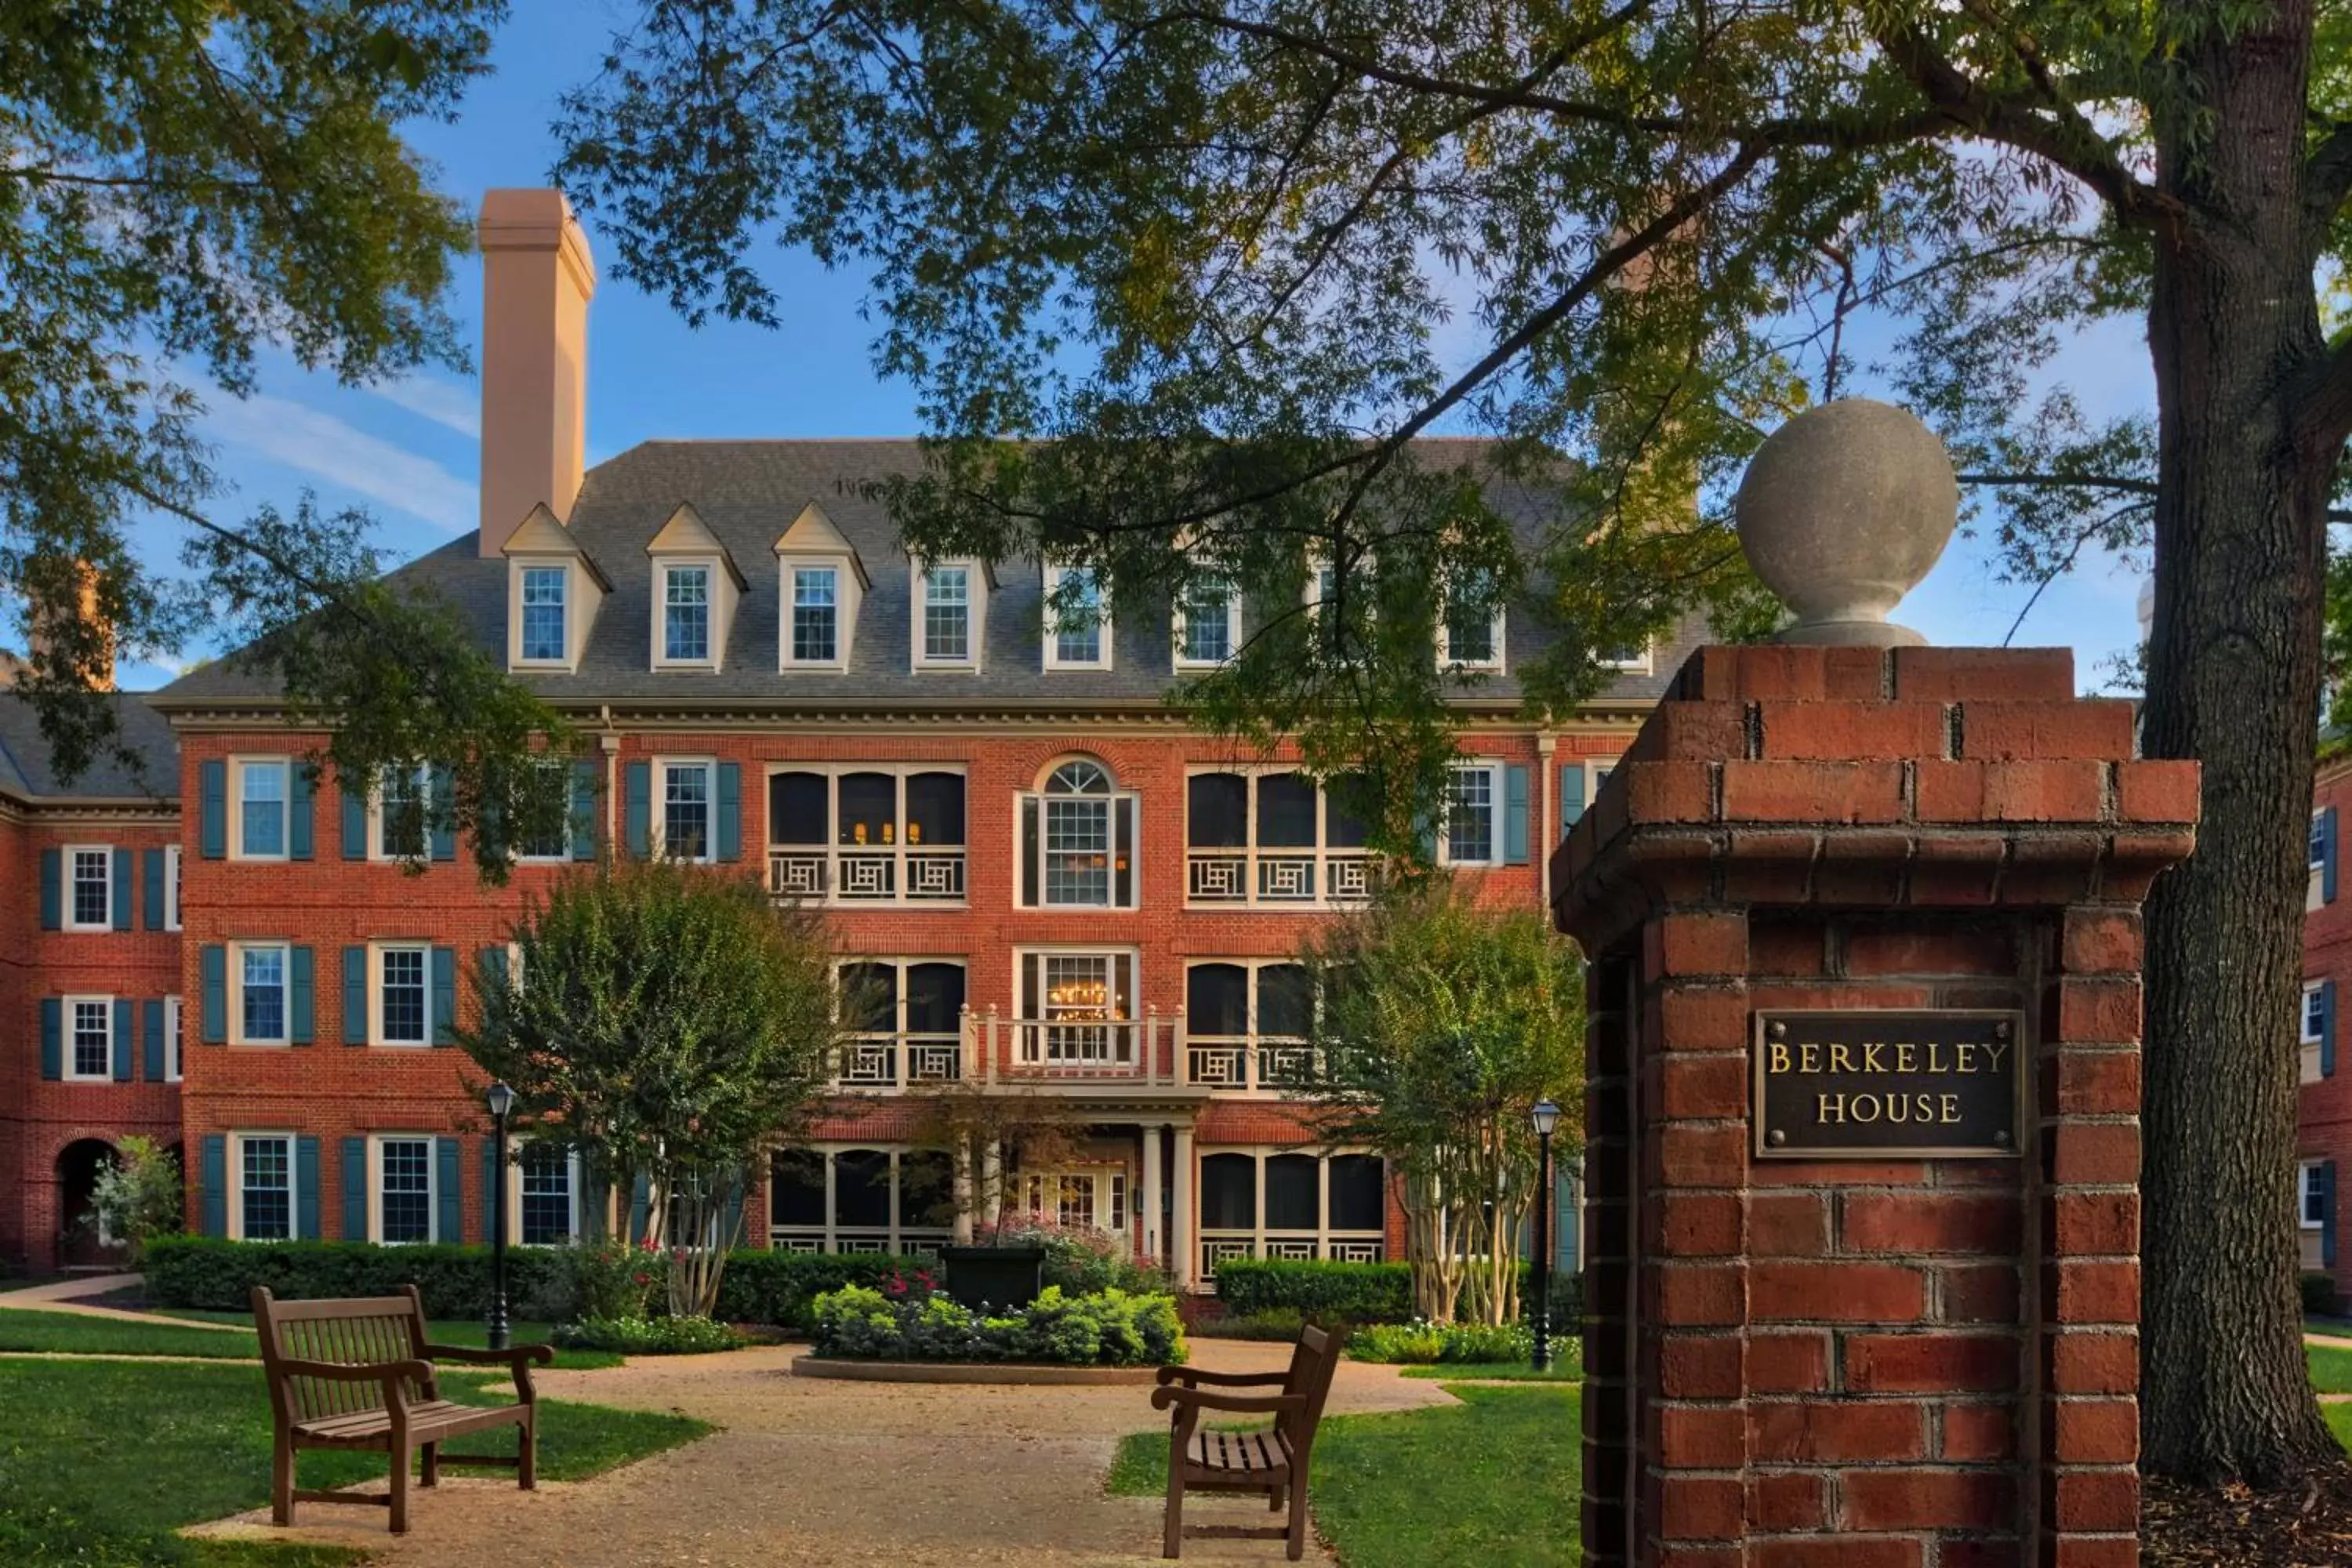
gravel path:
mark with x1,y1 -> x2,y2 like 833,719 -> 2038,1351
0,1272 -> 248,1331
187,1340 -> 1459,1565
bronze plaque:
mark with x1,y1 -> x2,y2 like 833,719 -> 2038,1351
1752,1009 -> 2025,1159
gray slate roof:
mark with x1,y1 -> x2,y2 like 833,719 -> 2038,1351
154,438 -> 1693,713
0,692 -> 179,803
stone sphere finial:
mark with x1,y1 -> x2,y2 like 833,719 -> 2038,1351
1734,398 -> 1958,647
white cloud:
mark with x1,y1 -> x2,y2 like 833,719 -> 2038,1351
205,394 -> 476,534
371,376 -> 480,438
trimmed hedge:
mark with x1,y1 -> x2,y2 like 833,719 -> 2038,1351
711,1250 -> 942,1331
811,1283 -> 1185,1366
1213,1258 -> 1582,1327
145,1236 -> 572,1320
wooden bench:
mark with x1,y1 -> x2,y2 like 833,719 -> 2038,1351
252,1285 -> 554,1534
1149,1325 -> 1341,1560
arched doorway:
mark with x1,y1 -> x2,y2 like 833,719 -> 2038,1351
55,1139 -> 123,1268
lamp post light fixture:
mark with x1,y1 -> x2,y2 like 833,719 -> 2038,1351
1530,1098 -> 1561,1373
485,1080 -> 517,1352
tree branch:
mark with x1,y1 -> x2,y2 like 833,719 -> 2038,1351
2309,122 -> 2352,233
1962,468 -> 2352,524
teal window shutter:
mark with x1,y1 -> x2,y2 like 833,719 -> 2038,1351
111,1000 -> 133,1080
342,1138 -> 368,1241
431,947 -> 458,1044
288,766 -> 314,860
629,1173 -> 651,1244
2328,808 -> 2342,904
1503,764 -> 1530,865
38,848 -> 60,930
199,759 -> 227,858
200,946 -> 227,1042
430,765 -> 457,861
289,946 -> 315,1045
437,1138 -> 463,1243
624,760 -> 651,858
39,998 -> 61,1080
572,759 -> 599,860
296,1137 -> 321,1240
2325,981 -> 2339,1078
142,999 -> 164,1081
142,848 -> 164,930
342,947 -> 368,1045
341,782 -> 367,860
717,762 -> 742,862
1560,764 -> 1586,837
111,849 -> 132,931
199,1136 -> 227,1236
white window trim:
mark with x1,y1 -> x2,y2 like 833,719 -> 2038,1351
230,940 -> 292,1047
913,560 -> 983,671
507,1139 -> 585,1247
60,993 -> 114,1081
163,996 -> 183,1083
2303,1160 -> 2328,1230
2307,982 -> 2328,1044
1011,1166 -> 1130,1238
1600,639 -> 1654,674
372,941 -> 435,1049
834,955 -> 970,1088
1042,564 -> 1112,671
1014,946 -> 1142,1067
511,561 -> 573,670
1439,604 -> 1506,673
163,846 -> 182,933
1174,579 -> 1241,670
1439,760 -> 1507,869
230,757 -> 292,862
1180,766 -> 1377,909
763,761 -> 971,906
228,1131 -> 299,1243
653,558 -> 722,670
783,560 -> 851,671
371,1133 -> 440,1245
2314,811 -> 2330,873
62,843 -> 112,931
369,764 -> 434,862
1018,764 -> 1139,910
655,757 -> 719,864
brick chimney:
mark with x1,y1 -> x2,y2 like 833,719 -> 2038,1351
26,559 -> 114,689
477,188 -> 597,557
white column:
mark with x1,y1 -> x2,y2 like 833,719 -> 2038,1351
1142,1123 -> 1164,1266
1171,1124 -> 1196,1290
952,1139 -> 975,1243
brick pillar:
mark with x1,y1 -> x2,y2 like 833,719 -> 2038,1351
1552,644 -> 2197,1568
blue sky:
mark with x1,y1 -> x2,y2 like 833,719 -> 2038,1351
118,0 -> 2151,690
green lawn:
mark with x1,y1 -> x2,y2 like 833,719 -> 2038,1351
156,1310 -> 622,1370
0,1356 -> 710,1566
1398,1361 -> 1580,1381
1110,1383 -> 1581,1567
0,1309 -> 264,1359
2311,1343 -> 2352,1394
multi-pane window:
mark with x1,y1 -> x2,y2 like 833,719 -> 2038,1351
792,566 -> 840,663
1019,760 -> 1134,908
2304,1162 -> 2328,1229
67,847 -> 110,928
1184,770 -> 1374,905
240,1135 -> 292,1241
663,564 -> 713,662
1015,949 -> 1138,1065
770,1146 -> 958,1254
66,997 -> 111,1080
379,946 -> 429,1046
379,1138 -> 433,1243
520,566 -> 568,662
1178,578 -> 1237,665
1198,1149 -> 1386,1274
238,760 -> 289,857
241,946 -> 288,1044
923,565 -> 971,663
661,761 -> 713,861
1446,765 -> 1498,866
377,764 -> 430,859
2316,812 -> 2330,871
837,959 -> 968,1086
768,767 -> 968,902
1443,570 -> 1501,666
1044,565 -> 1106,668
520,1143 -> 577,1246
164,846 -> 182,931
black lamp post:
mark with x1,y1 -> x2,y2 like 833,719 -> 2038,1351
485,1080 -> 516,1352
1530,1098 -> 1561,1373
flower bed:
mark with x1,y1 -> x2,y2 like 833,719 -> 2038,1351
1347,1319 -> 1533,1365
811,1277 -> 1185,1367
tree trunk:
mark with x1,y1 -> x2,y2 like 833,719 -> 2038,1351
2137,0 -> 2339,1483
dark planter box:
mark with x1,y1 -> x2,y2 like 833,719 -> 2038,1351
939,1245 -> 1047,1309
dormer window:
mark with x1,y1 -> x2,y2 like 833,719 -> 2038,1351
1177,577 -> 1239,668
791,566 -> 839,663
912,558 -> 989,670
774,501 -> 868,672
662,563 -> 713,662
1044,564 -> 1110,671
519,566 -> 568,663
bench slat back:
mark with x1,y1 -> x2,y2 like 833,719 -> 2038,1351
252,1287 -> 431,1421
1275,1325 -> 1341,1464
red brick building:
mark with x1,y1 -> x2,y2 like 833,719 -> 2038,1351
5,189 -> 1670,1282
2299,756 -> 2352,1303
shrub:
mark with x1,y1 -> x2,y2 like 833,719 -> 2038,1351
145,1236 -> 572,1320
712,1250 -> 944,1330
1191,1308 -> 1308,1341
810,1284 -> 1185,1367
1214,1258 -> 1581,1329
560,1237 -> 667,1320
971,1218 -> 1166,1295
555,1315 -> 750,1354
82,1136 -> 185,1264
1347,1318 -> 1535,1364
2304,1272 -> 2342,1317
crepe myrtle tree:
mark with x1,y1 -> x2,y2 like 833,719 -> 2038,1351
559,0 -> 2352,1483
461,861 -> 850,1318
1295,877 -> 1584,1327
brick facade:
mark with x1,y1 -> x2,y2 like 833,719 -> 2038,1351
1556,644 -> 2191,1568
2297,758 -> 2352,1304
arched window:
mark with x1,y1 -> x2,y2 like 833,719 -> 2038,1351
1047,760 -> 1112,794
1019,758 -> 1135,907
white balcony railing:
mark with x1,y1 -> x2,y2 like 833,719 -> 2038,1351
837,1033 -> 964,1089
1185,847 -> 1377,907
1200,1232 -> 1385,1279
1185,1040 -> 1316,1093
771,846 -> 967,905
823,1009 -> 1332,1094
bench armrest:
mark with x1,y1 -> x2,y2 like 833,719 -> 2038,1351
1151,1385 -> 1309,1416
422,1342 -> 557,1368
1155,1365 -> 1288,1388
